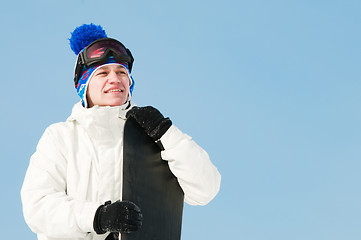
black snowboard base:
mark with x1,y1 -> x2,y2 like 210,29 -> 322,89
122,117 -> 184,240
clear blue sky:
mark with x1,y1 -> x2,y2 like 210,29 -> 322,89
1,0 -> 361,239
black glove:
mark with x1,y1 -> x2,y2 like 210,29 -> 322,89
93,201 -> 143,234
126,106 -> 172,141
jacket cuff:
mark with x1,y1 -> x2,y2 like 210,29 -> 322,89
77,202 -> 100,233
159,125 -> 191,151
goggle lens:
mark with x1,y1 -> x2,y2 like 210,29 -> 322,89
86,39 -> 128,59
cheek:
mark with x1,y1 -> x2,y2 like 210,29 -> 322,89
120,77 -> 131,90
90,78 -> 104,91
87,79 -> 101,98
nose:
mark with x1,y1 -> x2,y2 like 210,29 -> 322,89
107,70 -> 121,84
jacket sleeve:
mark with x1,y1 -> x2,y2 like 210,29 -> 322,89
160,125 -> 221,206
21,126 -> 99,238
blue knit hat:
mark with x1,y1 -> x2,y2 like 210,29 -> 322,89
69,23 -> 135,107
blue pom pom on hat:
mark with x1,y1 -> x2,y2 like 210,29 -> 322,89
69,23 -> 135,108
69,23 -> 108,55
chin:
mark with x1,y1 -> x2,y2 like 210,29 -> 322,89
108,100 -> 126,106
102,95 -> 128,106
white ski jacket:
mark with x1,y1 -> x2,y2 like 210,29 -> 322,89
21,101 -> 221,240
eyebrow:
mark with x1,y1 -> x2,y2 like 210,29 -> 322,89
97,66 -> 110,71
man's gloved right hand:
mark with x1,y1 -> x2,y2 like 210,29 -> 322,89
93,200 -> 143,234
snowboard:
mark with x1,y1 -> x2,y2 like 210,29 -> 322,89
122,117 -> 184,240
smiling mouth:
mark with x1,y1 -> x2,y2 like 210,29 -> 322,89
106,89 -> 124,93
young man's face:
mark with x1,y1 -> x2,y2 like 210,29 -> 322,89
86,64 -> 131,108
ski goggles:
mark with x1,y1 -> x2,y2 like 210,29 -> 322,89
74,38 -> 134,87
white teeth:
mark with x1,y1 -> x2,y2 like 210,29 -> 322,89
108,89 -> 122,93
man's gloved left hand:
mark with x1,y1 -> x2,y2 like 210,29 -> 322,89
126,106 -> 172,142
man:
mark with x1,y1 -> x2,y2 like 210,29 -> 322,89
21,23 -> 221,240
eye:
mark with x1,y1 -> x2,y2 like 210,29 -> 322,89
115,71 -> 125,76
96,71 -> 107,76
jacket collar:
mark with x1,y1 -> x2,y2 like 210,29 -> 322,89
66,101 -> 136,145
67,101 -> 135,124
